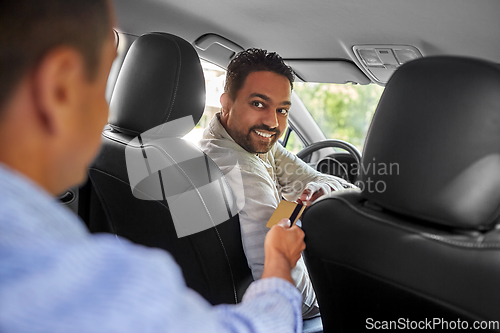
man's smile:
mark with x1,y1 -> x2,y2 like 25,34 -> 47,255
254,129 -> 275,139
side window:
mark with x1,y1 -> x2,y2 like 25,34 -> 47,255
281,127 -> 305,154
183,60 -> 226,146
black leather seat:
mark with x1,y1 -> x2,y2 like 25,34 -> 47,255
302,57 -> 500,332
79,32 -> 253,305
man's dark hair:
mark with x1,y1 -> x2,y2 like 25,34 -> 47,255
224,48 -> 295,100
0,0 -> 111,111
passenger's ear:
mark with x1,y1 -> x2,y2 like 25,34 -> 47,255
220,93 -> 233,117
32,47 -> 86,136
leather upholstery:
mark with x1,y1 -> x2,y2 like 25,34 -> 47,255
108,32 -> 205,136
80,33 -> 253,305
302,57 -> 500,332
361,57 -> 500,229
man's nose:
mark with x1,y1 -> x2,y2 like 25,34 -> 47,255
262,109 -> 278,129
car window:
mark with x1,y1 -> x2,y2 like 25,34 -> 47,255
293,82 -> 384,152
280,127 -> 305,154
183,60 -> 226,146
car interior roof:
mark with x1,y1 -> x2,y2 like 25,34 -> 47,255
113,0 -> 500,84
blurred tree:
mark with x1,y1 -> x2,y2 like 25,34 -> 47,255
293,83 -> 383,151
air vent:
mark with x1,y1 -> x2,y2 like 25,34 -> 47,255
353,45 -> 423,85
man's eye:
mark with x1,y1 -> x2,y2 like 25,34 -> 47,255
252,101 -> 264,108
278,109 -> 289,115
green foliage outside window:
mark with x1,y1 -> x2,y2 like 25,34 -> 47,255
283,128 -> 304,154
293,82 -> 384,152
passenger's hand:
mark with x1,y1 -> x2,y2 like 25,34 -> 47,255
262,218 -> 305,284
298,182 -> 332,206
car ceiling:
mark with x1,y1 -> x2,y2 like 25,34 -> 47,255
113,0 -> 500,84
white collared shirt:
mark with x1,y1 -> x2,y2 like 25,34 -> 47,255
200,113 -> 350,318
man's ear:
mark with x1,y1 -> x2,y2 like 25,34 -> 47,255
220,92 -> 233,117
32,47 -> 86,136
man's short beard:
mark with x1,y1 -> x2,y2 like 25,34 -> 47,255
235,125 -> 281,154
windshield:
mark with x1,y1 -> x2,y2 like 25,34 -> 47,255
293,82 -> 384,152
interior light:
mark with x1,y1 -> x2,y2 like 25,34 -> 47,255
376,49 -> 399,66
357,49 -> 383,66
353,45 -> 423,84
393,49 -> 420,65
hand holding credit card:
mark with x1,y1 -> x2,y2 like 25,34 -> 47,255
266,200 -> 306,228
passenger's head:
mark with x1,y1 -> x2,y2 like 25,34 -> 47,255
0,0 -> 116,194
224,48 -> 294,101
220,48 -> 295,154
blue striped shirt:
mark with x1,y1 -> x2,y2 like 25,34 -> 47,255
0,164 -> 302,332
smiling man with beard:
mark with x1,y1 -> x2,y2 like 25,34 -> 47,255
200,48 -> 354,319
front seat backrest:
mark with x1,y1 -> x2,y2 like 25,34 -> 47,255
80,32 -> 252,305
302,56 -> 500,332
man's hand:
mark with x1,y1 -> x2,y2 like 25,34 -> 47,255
297,182 -> 332,207
262,218 -> 305,284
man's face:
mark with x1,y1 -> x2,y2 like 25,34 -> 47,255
221,71 -> 291,154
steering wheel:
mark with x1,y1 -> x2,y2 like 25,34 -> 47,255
297,139 -> 362,183
296,139 -> 362,165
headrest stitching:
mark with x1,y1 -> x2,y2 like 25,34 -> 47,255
332,195 -> 500,248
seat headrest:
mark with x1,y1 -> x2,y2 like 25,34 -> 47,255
108,33 -> 205,136
360,56 -> 500,229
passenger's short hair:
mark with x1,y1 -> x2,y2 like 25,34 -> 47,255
0,0 -> 111,112
224,48 -> 294,100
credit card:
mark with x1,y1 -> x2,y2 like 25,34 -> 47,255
266,200 -> 305,228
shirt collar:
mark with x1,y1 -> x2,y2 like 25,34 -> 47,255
208,112 -> 235,141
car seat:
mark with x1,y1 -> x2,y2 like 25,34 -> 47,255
302,56 -> 500,332
79,32 -> 253,305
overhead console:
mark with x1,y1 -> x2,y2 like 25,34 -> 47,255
353,45 -> 423,85
193,33 -> 382,85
